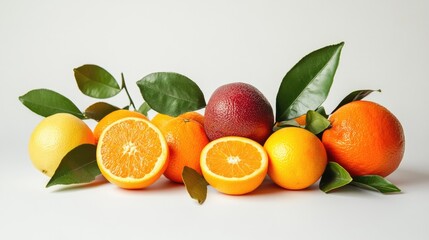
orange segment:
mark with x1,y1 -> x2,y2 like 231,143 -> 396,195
96,117 -> 168,189
200,136 -> 268,195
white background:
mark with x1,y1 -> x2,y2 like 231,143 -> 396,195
1,0 -> 428,239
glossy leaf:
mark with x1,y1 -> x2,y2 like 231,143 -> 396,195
138,102 -> 151,116
19,89 -> 84,118
84,102 -> 120,121
74,64 -> 121,99
276,42 -> 344,122
305,110 -> 330,135
319,162 -> 352,193
351,175 -> 401,193
315,106 -> 328,118
273,119 -> 300,131
182,166 -> 208,204
46,144 -> 100,187
137,72 -> 206,116
332,89 -> 381,113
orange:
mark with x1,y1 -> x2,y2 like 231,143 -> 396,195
322,100 -> 405,177
294,114 -> 306,126
152,111 -> 204,129
264,127 -> 327,190
200,136 -> 268,195
159,115 -> 209,183
29,113 -> 95,177
151,113 -> 173,129
94,110 -> 147,143
96,117 -> 169,189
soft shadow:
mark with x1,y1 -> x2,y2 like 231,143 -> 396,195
50,175 -> 108,193
248,177 -> 319,196
388,167 -> 429,187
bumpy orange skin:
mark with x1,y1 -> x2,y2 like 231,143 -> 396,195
160,117 -> 209,183
204,82 -> 274,144
322,101 -> 405,177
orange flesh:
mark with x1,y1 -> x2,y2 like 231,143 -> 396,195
99,119 -> 162,179
205,141 -> 262,178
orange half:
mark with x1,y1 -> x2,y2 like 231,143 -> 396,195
96,117 -> 169,189
200,136 -> 268,195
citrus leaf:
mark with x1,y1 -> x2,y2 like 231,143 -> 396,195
74,64 -> 121,99
19,89 -> 84,119
273,119 -> 301,131
276,42 -> 344,122
305,110 -> 330,135
332,89 -> 381,113
46,144 -> 100,188
84,102 -> 120,121
319,162 -> 352,193
137,72 -> 206,117
351,175 -> 401,193
315,106 -> 328,118
137,102 -> 151,116
182,166 -> 208,204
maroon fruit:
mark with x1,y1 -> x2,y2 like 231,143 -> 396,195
204,82 -> 274,144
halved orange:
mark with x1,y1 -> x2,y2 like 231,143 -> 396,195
96,117 -> 169,189
200,136 -> 268,195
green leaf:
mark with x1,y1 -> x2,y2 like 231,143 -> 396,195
351,175 -> 401,193
137,72 -> 206,117
137,102 -> 151,116
276,42 -> 345,122
84,102 -> 120,121
273,119 -> 300,131
315,106 -> 328,118
332,89 -> 381,113
46,144 -> 100,187
74,64 -> 121,99
305,110 -> 331,135
319,162 -> 353,193
182,166 -> 208,204
19,89 -> 84,119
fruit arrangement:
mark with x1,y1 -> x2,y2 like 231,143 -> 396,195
19,42 -> 405,204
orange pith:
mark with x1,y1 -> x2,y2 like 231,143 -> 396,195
94,110 -> 147,143
96,117 -> 168,189
200,136 -> 268,195
205,140 -> 263,178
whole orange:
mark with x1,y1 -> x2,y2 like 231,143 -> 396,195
160,115 -> 209,183
322,100 -> 405,177
94,110 -> 147,143
204,82 -> 274,144
152,111 -> 204,129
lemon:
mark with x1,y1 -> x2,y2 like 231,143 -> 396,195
264,127 -> 327,190
28,113 -> 95,177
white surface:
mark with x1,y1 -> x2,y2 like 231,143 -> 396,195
1,0 -> 429,239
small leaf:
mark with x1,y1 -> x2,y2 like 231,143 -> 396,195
351,175 -> 401,193
182,166 -> 208,204
84,102 -> 120,121
332,89 -> 381,113
19,89 -> 84,118
315,106 -> 328,118
138,102 -> 151,116
276,42 -> 344,122
74,64 -> 121,99
46,144 -> 100,187
137,72 -> 206,116
305,110 -> 331,135
273,119 -> 300,131
319,162 -> 353,193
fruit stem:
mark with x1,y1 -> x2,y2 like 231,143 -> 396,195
121,73 -> 137,110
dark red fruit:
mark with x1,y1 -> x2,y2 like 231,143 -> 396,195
204,82 -> 274,144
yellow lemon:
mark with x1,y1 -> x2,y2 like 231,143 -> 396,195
264,127 -> 327,190
29,113 -> 95,177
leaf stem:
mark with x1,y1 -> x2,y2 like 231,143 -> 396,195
121,73 -> 137,110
